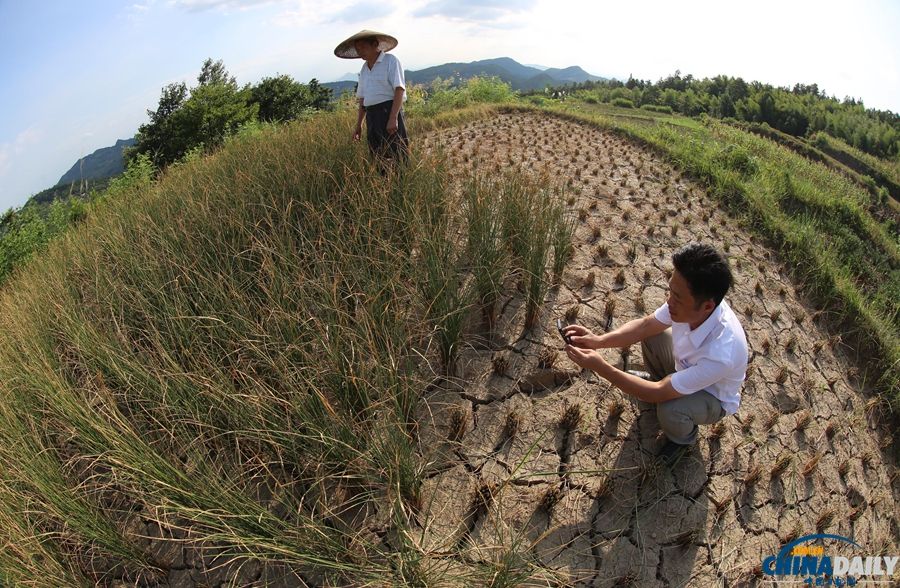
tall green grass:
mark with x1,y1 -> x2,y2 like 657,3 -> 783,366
0,106 -> 570,585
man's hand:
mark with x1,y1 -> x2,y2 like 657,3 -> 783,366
564,344 -> 605,372
563,324 -> 599,349
387,116 -> 399,135
353,125 -> 362,141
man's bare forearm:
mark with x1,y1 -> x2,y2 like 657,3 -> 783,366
356,99 -> 366,128
389,87 -> 404,121
593,315 -> 659,349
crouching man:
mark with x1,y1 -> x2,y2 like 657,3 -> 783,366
563,243 -> 748,465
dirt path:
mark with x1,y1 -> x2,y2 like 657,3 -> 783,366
416,112 -> 899,587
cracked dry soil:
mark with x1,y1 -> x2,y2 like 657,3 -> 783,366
413,112 -> 900,587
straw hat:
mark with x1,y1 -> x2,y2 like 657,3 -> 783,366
334,29 -> 398,59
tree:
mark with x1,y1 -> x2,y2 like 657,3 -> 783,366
718,93 -> 736,118
758,91 -> 776,125
130,59 -> 257,169
306,79 -> 332,111
727,78 -> 749,102
129,82 -> 190,168
250,74 -> 310,122
197,58 -> 236,87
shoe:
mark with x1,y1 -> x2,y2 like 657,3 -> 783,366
657,440 -> 689,467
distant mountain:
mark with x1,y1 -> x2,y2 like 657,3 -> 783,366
322,80 -> 357,97
542,66 -> 600,85
324,57 -> 605,95
56,138 -> 135,186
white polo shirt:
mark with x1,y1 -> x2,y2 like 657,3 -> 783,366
654,300 -> 748,415
357,51 -> 406,107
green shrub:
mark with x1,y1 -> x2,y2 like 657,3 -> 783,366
611,98 -> 635,109
640,104 -> 673,114
408,76 -> 515,118
715,144 -> 758,177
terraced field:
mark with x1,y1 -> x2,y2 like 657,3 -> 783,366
416,111 -> 899,587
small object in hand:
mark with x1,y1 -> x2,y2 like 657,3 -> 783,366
556,319 -> 572,345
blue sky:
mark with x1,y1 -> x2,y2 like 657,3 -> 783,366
1,0 -> 898,212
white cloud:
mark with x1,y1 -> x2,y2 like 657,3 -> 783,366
169,0 -> 280,12
329,1 -> 396,23
413,0 -> 535,23
0,145 -> 10,179
13,127 -> 43,154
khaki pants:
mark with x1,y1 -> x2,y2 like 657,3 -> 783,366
641,330 -> 726,445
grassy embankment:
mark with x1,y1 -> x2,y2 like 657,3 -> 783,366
531,100 -> 899,410
0,95 -> 577,585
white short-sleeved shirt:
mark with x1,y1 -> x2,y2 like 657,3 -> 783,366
654,300 -> 748,415
357,51 -> 406,107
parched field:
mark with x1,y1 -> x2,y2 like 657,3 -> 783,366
1,108 -> 897,588
415,111 -> 899,586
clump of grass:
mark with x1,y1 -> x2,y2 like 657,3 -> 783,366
785,335 -> 798,354
608,398 -> 625,418
447,406 -> 468,443
502,411 -> 521,441
775,366 -> 789,385
538,348 -> 558,370
492,353 -> 509,376
634,294 -> 645,313
815,509 -> 835,533
499,178 -> 561,330
709,421 -> 726,440
671,529 -> 701,548
794,410 -> 811,432
560,403 -> 583,431
564,305 -> 580,323
837,460 -> 850,479
582,271 -> 596,288
614,269 -> 626,286
769,453 -> 791,481
420,228 -> 471,373
595,477 -> 611,500
538,485 -> 562,514
471,482 -> 497,517
605,297 -> 617,320
782,522 -> 802,544
551,208 -> 577,280
464,174 -> 509,331
744,464 -> 762,486
861,451 -> 873,469
741,413 -> 756,433
801,453 -> 822,478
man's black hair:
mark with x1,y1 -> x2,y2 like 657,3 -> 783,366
672,242 -> 733,306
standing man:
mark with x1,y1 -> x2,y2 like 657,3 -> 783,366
563,243 -> 748,465
334,29 -> 409,163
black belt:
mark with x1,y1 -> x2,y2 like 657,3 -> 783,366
365,100 -> 394,111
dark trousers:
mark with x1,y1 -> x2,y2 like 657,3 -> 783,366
365,100 -> 409,163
